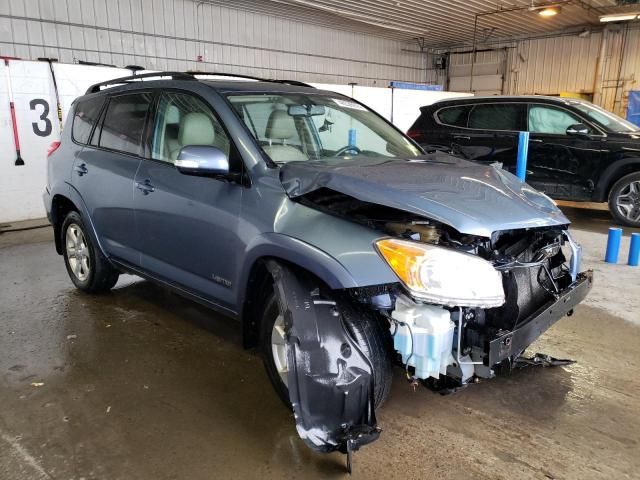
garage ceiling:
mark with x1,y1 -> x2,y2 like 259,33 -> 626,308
204,0 -> 639,47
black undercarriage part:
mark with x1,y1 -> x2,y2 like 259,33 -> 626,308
512,353 -> 576,369
266,260 -> 379,474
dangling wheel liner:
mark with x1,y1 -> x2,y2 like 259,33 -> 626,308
265,260 -> 380,473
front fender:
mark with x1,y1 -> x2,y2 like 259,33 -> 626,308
238,232 -> 359,304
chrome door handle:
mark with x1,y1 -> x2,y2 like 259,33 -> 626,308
453,135 -> 471,141
530,138 -> 543,143
135,179 -> 155,195
74,163 -> 88,176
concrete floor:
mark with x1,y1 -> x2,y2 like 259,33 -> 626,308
1,211 -> 639,479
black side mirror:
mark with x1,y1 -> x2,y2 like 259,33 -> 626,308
175,145 -> 229,177
566,124 -> 590,136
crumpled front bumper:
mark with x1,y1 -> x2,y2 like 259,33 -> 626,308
487,270 -> 593,367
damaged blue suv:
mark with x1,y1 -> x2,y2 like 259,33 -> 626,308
44,72 -> 592,470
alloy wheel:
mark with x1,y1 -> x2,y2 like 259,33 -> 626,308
616,180 -> 640,223
66,224 -> 90,281
271,313 -> 289,387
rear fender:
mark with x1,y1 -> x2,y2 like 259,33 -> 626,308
265,260 -> 380,462
593,158 -> 640,202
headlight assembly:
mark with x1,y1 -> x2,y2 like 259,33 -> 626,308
375,238 -> 505,308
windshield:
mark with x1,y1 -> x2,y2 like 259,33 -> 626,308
226,93 -> 421,164
572,101 -> 639,133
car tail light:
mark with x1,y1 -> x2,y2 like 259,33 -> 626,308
406,128 -> 423,141
47,141 -> 61,157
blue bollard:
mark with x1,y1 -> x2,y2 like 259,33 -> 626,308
629,233 -> 640,267
348,128 -> 357,147
605,227 -> 623,263
516,131 -> 530,181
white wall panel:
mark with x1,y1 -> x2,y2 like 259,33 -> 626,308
0,61 -> 130,223
0,61 -> 58,223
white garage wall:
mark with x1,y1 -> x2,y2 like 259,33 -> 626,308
0,60 -> 59,224
0,0 -> 427,87
0,61 -> 131,224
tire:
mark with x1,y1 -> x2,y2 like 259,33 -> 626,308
61,211 -> 119,293
260,289 -> 393,409
608,172 -> 640,227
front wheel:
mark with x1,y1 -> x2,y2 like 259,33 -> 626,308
609,172 -> 640,227
260,289 -> 393,409
61,211 -> 119,293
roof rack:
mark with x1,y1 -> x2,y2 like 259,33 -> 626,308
186,71 -> 268,82
188,71 -> 315,88
85,71 -> 316,94
269,79 -> 315,88
85,71 -> 195,94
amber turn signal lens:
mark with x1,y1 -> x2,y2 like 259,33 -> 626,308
375,238 -> 427,290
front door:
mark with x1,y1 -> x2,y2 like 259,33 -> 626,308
72,92 -> 152,265
526,104 -> 602,200
134,91 -> 243,310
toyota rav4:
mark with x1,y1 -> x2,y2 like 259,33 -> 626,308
44,72 -> 592,470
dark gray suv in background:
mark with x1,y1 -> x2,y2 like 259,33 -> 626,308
44,72 -> 592,469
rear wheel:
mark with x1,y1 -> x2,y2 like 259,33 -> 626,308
62,211 -> 119,293
260,289 -> 393,409
609,172 -> 640,227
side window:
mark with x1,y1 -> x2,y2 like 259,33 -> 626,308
468,103 -> 526,131
98,93 -> 152,155
72,96 -> 105,144
151,92 -> 230,163
436,106 -> 470,127
528,105 -> 592,135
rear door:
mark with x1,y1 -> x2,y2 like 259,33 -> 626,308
133,90 -> 243,310
526,103 -> 603,200
458,102 -> 527,170
72,92 -> 152,265
410,104 -> 471,153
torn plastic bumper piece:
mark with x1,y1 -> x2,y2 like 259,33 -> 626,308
513,353 -> 576,369
266,260 -> 380,464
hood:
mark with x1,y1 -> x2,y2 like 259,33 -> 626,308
280,154 -> 570,238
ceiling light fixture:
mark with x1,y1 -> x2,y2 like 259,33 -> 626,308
599,13 -> 639,23
538,6 -> 560,17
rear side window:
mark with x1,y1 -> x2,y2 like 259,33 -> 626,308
436,106 -> 470,127
98,93 -> 153,155
468,103 -> 526,131
72,97 -> 105,144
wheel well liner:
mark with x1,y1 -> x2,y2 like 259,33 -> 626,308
51,195 -> 78,254
240,255 -> 340,349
